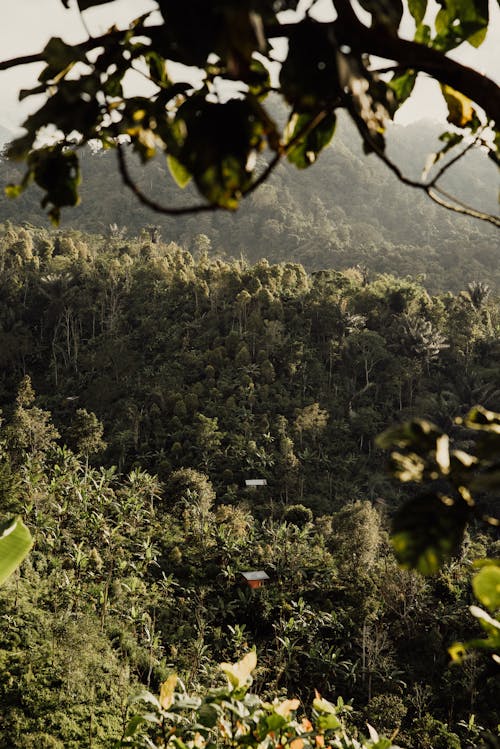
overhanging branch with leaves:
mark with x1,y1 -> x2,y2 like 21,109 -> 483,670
1,0 -> 499,225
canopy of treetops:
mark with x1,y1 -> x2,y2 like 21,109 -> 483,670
1,0 -> 499,225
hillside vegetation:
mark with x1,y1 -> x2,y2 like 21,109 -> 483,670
0,222 -> 499,746
1,116 -> 498,293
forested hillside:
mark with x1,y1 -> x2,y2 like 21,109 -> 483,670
0,222 -> 499,747
1,116 -> 498,293
1,221 -> 500,504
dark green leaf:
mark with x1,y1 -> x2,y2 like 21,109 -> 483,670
279,19 -> 340,112
389,70 -> 417,105
29,147 -> 81,225
391,492 -> 471,575
408,0 -> 428,26
285,112 -> 336,169
376,419 -> 442,452
358,0 -> 403,33
434,0 -> 489,50
39,37 -> 84,83
173,97 -> 272,209
197,703 -> 218,728
123,715 -> 145,738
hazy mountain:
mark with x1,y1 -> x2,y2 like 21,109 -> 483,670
0,114 -> 497,292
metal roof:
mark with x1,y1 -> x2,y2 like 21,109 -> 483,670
240,570 -> 270,581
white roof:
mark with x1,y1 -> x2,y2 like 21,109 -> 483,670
241,570 -> 270,581
245,479 -> 267,486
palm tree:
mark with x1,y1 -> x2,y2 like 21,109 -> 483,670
466,281 -> 491,311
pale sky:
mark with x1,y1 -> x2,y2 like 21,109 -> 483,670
0,0 -> 499,131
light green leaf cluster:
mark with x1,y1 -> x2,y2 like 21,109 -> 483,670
119,653 -> 401,749
0,516 -> 33,585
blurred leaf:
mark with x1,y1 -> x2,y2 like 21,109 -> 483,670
123,715 -> 145,738
274,699 -> 300,717
469,605 -> 500,635
248,57 -> 271,100
473,565 -> 500,612
197,703 -> 218,728
312,691 -> 337,714
388,451 -> 426,482
285,112 -> 336,169
39,37 -> 82,83
0,517 -> 33,586
316,713 -> 342,731
29,147 -> 81,225
5,184 -> 25,199
434,0 -> 488,50
465,405 -> 500,433
415,23 -> 432,43
408,0 -> 428,26
389,70 -> 417,105
167,155 -> 192,188
220,650 -> 257,689
391,493 -> 471,575
280,19 -> 340,112
159,674 -> 177,710
435,434 -> 450,474
358,0 -> 403,33
441,85 -> 476,127
173,98 -> 272,209
376,419 -> 442,451
264,713 -> 288,732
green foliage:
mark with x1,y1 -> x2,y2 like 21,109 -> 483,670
0,230 -> 499,745
119,652 -> 400,749
1,0 -> 498,222
378,408 -> 500,575
449,559 -> 500,664
0,517 -> 32,585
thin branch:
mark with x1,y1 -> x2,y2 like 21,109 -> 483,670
346,98 -> 500,228
116,142 -> 218,216
0,52 -> 46,70
427,190 -> 500,228
426,130 -> 484,188
429,186 -> 500,228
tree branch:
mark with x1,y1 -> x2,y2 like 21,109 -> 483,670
116,142 -> 219,217
2,10 -> 499,126
346,97 -> 500,228
330,4 -> 500,126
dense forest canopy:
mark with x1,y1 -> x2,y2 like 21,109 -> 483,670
1,0 -> 499,225
1,115 -> 498,294
0,223 -> 499,747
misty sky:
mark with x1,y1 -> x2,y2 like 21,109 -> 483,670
0,0 -> 499,131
